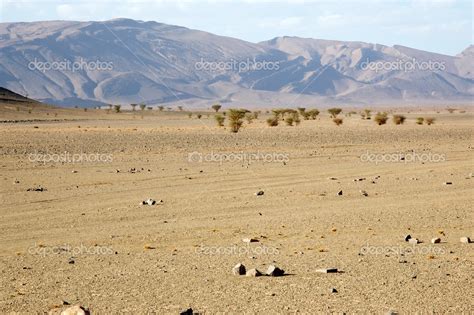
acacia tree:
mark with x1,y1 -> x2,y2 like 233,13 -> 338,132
140,103 -> 146,111
131,104 -> 137,111
212,104 -> 222,112
328,108 -> 342,118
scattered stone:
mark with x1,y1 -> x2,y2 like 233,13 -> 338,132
316,268 -> 338,273
27,186 -> 46,192
232,263 -> 246,275
246,268 -> 262,277
330,288 -> 338,293
68,258 -> 75,264
328,177 -> 338,180
443,182 -> 452,185
386,310 -> 398,315
353,178 -> 366,181
255,190 -> 264,196
266,265 -> 285,277
337,190 -> 343,196
359,190 -> 368,197
242,238 -> 258,243
460,236 -> 471,244
71,170 -> 77,173
180,308 -> 194,315
408,238 -> 420,245
404,234 -> 412,242
141,198 -> 162,206
431,238 -> 441,244
60,305 -> 89,315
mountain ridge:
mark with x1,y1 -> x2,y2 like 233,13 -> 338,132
0,19 -> 472,107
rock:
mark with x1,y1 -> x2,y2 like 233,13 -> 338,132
60,305 -> 90,315
232,263 -> 246,275
316,268 -> 338,273
404,234 -> 412,242
141,199 -> 162,206
71,170 -> 77,173
443,182 -> 452,185
180,308 -> 194,315
330,288 -> 338,293
68,258 -> 75,264
328,177 -> 338,180
408,238 -> 420,245
27,186 -> 46,192
386,310 -> 398,315
460,236 -> 471,244
245,268 -> 262,277
359,190 -> 368,197
255,190 -> 264,196
266,265 -> 285,277
337,190 -> 343,196
431,238 -> 441,244
242,238 -> 258,243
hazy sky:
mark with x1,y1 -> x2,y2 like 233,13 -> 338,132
1,0 -> 472,55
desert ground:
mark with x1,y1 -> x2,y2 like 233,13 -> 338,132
0,103 -> 473,314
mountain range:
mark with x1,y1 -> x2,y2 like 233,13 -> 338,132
0,18 -> 472,108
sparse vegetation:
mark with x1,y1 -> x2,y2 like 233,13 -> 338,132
416,117 -> 424,125
131,103 -> 137,111
215,114 -> 225,126
197,114 -> 202,119
245,113 -> 254,124
333,118 -> 343,126
212,104 -> 222,112
252,111 -> 260,119
188,113 -> 192,118
114,105 -> 121,113
425,117 -> 435,125
140,103 -> 146,111
392,114 -> 406,125
374,112 -> 388,125
266,116 -> 279,127
307,109 -> 320,120
228,109 -> 247,133
447,108 -> 456,114
363,109 -> 372,120
177,106 -> 183,111
297,107 -> 306,115
158,106 -> 164,112
328,108 -> 342,118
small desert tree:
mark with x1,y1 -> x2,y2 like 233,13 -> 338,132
297,107 -> 306,115
363,109 -> 372,120
266,116 -> 279,127
392,114 -> 406,125
212,104 -> 222,113
425,117 -> 435,125
197,114 -> 202,119
447,108 -> 456,114
253,111 -> 260,119
416,117 -> 424,125
114,105 -> 121,113
158,106 -> 164,112
333,118 -> 343,126
228,109 -> 247,133
307,109 -> 320,120
140,103 -> 146,111
131,103 -> 137,111
245,113 -> 254,124
188,113 -> 192,118
374,112 -> 388,125
177,106 -> 183,111
215,114 -> 225,127
328,108 -> 342,118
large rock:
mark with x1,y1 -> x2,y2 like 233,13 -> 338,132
246,268 -> 262,277
266,265 -> 285,277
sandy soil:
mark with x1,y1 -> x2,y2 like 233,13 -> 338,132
0,106 -> 473,314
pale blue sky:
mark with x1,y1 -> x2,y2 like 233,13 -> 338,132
1,0 -> 472,55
